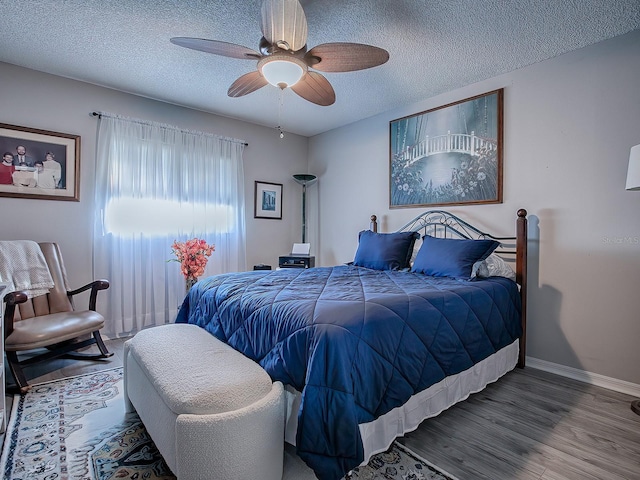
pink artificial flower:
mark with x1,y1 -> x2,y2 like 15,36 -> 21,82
171,238 -> 215,281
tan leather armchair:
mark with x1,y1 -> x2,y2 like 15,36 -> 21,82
3,242 -> 113,393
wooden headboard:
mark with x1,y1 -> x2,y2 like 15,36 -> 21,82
370,209 -> 528,368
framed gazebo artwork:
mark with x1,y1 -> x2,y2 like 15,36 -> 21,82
389,89 -> 503,208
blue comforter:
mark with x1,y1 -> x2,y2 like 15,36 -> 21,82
176,265 -> 521,479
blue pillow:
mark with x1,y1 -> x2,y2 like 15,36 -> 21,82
411,235 -> 500,279
353,230 -> 419,271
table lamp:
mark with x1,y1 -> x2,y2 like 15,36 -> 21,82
626,144 -> 640,191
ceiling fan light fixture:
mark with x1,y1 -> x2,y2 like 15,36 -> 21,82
259,55 -> 306,88
172,0 -> 389,106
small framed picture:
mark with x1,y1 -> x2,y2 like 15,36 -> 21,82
0,122 -> 80,201
254,181 -> 282,219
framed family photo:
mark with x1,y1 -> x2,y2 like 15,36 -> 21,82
254,181 -> 282,219
0,123 -> 80,201
389,89 -> 503,208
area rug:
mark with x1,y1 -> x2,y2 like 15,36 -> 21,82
0,368 -> 458,480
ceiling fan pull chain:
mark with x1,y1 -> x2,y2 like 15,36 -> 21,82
277,88 -> 285,139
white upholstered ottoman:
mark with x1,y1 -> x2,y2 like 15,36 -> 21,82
123,323 -> 285,480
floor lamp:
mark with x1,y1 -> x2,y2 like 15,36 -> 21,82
626,144 -> 640,415
293,174 -> 317,244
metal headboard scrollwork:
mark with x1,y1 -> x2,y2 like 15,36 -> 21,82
402,209 -> 513,243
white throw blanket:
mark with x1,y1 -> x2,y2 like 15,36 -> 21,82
0,240 -> 54,298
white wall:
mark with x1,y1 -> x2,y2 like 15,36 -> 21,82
0,61 -> 308,289
308,30 -> 640,386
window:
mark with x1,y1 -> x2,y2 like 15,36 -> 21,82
93,114 -> 246,337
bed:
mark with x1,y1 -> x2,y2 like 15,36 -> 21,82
175,209 -> 528,480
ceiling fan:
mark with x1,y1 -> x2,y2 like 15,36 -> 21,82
170,0 -> 389,106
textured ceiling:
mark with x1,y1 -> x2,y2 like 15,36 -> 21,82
1,1 -> 639,137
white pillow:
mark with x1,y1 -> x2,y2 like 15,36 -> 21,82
472,253 -> 516,281
409,239 -> 422,266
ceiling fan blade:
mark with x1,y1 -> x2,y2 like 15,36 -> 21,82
170,37 -> 261,60
305,43 -> 389,72
227,71 -> 269,97
261,0 -> 308,52
291,72 -> 335,106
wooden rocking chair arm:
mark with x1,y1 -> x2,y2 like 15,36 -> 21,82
3,290 -> 28,305
67,279 -> 109,311
3,290 -> 28,338
67,279 -> 109,297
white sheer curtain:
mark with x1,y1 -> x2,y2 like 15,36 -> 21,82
93,114 -> 246,338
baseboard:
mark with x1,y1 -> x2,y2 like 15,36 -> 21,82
526,356 -> 640,397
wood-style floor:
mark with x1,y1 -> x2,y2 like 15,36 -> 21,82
3,338 -> 640,480
398,368 -> 640,480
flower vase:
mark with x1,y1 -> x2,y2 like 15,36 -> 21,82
186,276 -> 198,293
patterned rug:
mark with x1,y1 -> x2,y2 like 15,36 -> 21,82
0,368 -> 458,480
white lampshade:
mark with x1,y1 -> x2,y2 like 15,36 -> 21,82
259,56 -> 306,89
626,144 -> 640,191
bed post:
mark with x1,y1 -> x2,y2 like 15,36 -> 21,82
370,215 -> 378,233
516,209 -> 528,368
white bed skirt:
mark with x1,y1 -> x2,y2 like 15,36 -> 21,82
284,339 -> 519,465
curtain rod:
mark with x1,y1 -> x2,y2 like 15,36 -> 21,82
91,111 -> 248,146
